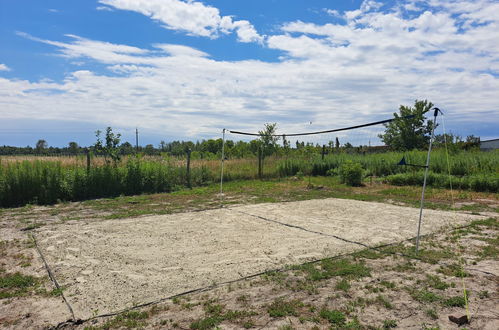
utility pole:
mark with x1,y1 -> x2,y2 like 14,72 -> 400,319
135,128 -> 139,152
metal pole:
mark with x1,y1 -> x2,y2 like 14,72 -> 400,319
135,128 -> 139,152
219,129 -> 226,203
416,108 -> 439,253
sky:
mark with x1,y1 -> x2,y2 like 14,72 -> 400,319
1,0 -> 498,147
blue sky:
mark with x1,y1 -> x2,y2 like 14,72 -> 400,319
1,0 -> 498,147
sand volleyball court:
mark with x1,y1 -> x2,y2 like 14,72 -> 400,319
34,198 -> 483,319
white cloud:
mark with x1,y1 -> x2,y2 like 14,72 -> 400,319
96,6 -> 114,11
324,9 -> 341,18
2,0 -> 499,140
153,44 -> 208,57
99,0 -> 264,43
0,64 -> 10,71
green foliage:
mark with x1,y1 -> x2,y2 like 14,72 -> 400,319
94,127 -> 122,165
86,310 -> 149,330
379,99 -> 434,150
0,272 -> 37,298
0,159 -> 211,207
319,309 -> 346,325
267,298 -> 302,317
442,295 -> 467,307
383,319 -> 397,329
339,161 -> 363,186
258,123 -> 280,158
335,279 -> 351,291
1,148 -> 497,207
297,258 -> 370,281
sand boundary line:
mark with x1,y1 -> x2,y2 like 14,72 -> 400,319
28,232 -> 77,325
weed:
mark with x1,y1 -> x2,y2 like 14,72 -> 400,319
410,289 -> 441,303
297,258 -> 370,281
278,325 -> 294,330
49,287 -> 64,297
267,299 -> 303,317
437,263 -> 468,277
191,303 -> 257,330
424,274 -> 450,290
0,272 -> 37,298
319,309 -> 346,326
262,271 -> 287,285
382,319 -> 397,328
375,295 -> 393,309
392,261 -> 416,272
87,310 -> 149,330
478,290 -> 489,299
352,249 -> 385,260
442,295 -> 467,308
425,308 -> 438,320
335,279 -> 351,291
242,320 -> 254,328
380,281 -> 396,289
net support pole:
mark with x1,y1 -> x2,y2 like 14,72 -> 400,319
219,128 -> 226,205
416,108 -> 440,253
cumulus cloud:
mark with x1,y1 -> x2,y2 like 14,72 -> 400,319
2,0 -> 499,140
0,64 -> 10,71
99,0 -> 264,43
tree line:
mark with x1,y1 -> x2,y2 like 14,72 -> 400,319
0,100 -> 481,158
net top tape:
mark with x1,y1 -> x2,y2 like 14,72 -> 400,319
228,115 -> 415,137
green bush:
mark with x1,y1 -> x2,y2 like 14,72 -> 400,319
339,161 -> 363,186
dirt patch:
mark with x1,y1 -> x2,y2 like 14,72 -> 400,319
33,198 -> 483,319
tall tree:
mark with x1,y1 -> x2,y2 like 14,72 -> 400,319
35,139 -> 47,152
379,99 -> 434,151
258,123 -> 280,158
68,142 -> 79,155
94,127 -> 121,165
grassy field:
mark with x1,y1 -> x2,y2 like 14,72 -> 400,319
0,149 -> 497,207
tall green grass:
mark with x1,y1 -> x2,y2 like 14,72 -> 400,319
277,149 -> 498,192
0,149 -> 497,207
278,149 -> 498,178
0,159 -> 212,207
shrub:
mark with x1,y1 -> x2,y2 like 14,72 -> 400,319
339,161 -> 363,186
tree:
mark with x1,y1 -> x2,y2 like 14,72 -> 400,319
120,142 -> 134,155
94,127 -> 121,165
68,142 -> 79,155
379,99 -> 435,151
258,123 -> 280,158
35,139 -> 47,152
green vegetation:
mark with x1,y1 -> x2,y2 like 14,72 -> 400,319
84,311 -> 149,330
267,299 -> 303,317
319,309 -> 346,325
0,272 -> 37,298
339,161 -> 363,186
295,258 -> 371,281
1,147 -> 497,207
189,302 -> 257,329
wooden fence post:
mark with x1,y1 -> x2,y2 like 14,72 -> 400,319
186,148 -> 192,189
258,146 -> 262,179
86,148 -> 91,173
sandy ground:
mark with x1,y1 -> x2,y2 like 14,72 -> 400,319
32,198 -> 484,320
